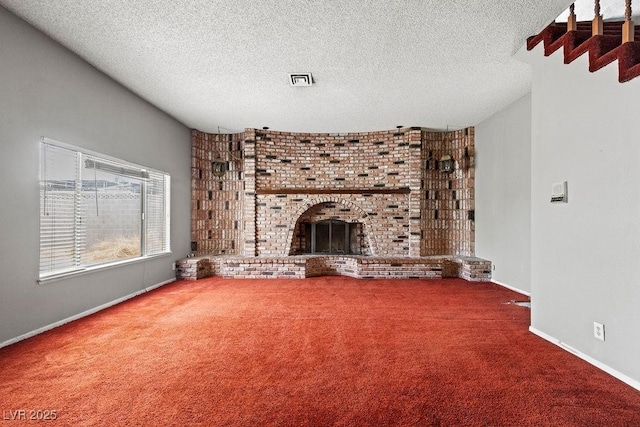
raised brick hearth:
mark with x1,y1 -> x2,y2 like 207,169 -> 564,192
176,255 -> 491,281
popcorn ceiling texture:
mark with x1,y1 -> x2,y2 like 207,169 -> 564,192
0,0 -> 570,133
190,127 -> 476,259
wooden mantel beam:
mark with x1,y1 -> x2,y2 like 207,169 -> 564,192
256,188 -> 412,195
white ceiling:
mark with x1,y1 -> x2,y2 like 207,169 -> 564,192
0,0 -> 574,133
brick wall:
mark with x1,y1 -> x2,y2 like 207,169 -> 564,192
254,129 -> 418,190
191,126 -> 475,258
421,128 -> 475,256
249,128 -> 422,256
191,130 -> 244,255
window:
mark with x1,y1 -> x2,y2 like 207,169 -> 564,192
39,138 -> 170,281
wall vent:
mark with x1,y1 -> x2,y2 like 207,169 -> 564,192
289,73 -> 313,86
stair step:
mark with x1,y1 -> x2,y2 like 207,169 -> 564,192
617,41 -> 640,82
566,35 -> 614,64
620,62 -> 640,82
591,45 -> 622,72
588,36 -> 626,71
527,24 -> 565,51
545,30 -> 591,57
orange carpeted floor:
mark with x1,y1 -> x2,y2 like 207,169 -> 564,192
1,277 -> 639,426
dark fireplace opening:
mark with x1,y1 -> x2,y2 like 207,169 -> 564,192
303,220 -> 363,255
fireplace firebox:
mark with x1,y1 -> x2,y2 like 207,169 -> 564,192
304,220 -> 362,255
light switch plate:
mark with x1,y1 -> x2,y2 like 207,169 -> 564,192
551,181 -> 568,203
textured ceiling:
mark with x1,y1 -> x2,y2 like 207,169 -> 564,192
0,0 -> 574,133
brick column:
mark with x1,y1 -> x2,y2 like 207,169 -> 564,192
421,128 -> 475,257
242,129 -> 257,256
407,128 -> 423,257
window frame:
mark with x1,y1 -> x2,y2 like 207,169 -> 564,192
38,137 -> 171,283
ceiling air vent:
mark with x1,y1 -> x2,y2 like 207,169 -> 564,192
289,73 -> 313,87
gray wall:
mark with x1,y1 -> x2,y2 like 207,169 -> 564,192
523,47 -> 640,383
475,94 -> 532,294
0,6 -> 191,345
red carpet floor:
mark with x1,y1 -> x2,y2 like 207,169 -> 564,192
1,277 -> 639,426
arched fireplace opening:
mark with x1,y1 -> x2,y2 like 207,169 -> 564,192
288,201 -> 373,256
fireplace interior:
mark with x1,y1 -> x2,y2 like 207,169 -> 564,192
303,220 -> 363,255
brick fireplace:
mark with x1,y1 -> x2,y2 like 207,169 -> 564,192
182,126 -> 490,281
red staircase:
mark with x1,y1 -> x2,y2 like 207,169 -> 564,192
527,1 -> 640,83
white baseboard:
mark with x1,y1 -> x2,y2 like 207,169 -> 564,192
529,326 -> 640,392
491,279 -> 531,297
0,279 -> 175,349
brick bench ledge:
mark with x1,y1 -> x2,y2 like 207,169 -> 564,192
175,255 -> 491,282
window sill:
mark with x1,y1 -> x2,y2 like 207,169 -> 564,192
37,252 -> 173,285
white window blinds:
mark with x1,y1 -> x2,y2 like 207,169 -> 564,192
40,143 -> 82,275
39,139 -> 171,280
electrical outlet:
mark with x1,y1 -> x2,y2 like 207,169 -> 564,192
593,322 -> 605,341
172,262 -> 176,271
